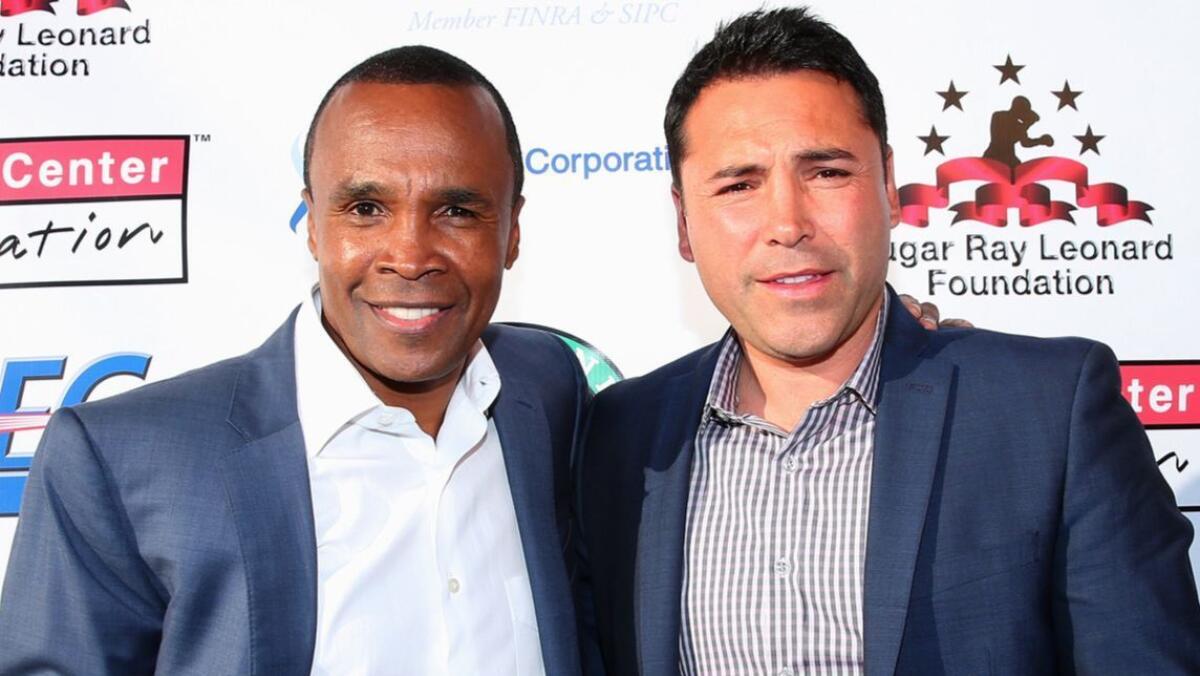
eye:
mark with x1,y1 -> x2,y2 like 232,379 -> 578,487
349,202 -> 384,217
715,181 -> 753,195
815,168 -> 851,179
441,205 -> 479,219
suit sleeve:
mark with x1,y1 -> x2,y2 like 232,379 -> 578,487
1052,342 -> 1200,674
0,408 -> 164,675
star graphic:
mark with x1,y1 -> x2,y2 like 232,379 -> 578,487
994,54 -> 1025,85
1074,125 -> 1105,155
1052,80 -> 1083,110
918,126 -> 950,156
936,81 -> 968,111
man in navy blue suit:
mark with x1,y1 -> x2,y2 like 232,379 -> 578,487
577,8 -> 1200,675
0,47 -> 587,674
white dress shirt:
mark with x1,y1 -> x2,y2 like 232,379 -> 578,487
294,289 -> 544,676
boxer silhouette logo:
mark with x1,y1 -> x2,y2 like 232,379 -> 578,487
900,54 -> 1152,228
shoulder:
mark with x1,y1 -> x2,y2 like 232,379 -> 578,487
70,350 -> 246,426
922,325 -> 1108,376
69,311 -> 297,437
64,351 -> 253,449
484,322 -> 587,397
484,322 -> 576,368
912,326 -> 1120,419
590,340 -> 717,420
27,348 -> 263,508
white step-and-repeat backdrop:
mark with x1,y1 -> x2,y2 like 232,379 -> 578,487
2,0 -> 1198,588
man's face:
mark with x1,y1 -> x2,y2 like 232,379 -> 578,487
674,71 -> 899,366
305,82 -> 521,388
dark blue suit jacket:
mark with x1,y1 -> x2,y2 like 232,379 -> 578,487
578,290 -> 1200,675
0,312 -> 589,675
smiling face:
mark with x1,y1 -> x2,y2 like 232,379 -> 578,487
674,71 -> 900,368
304,81 -> 521,394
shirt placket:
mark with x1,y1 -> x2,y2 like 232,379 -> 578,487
431,408 -> 492,675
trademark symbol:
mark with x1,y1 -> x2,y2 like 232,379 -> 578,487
193,134 -> 211,143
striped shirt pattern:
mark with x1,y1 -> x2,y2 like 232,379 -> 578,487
679,297 -> 887,676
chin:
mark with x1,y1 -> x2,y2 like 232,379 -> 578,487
757,328 -> 841,363
379,361 -> 460,385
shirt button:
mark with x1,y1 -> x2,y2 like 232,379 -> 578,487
447,577 -> 461,594
774,557 -> 792,578
378,412 -> 395,427
783,455 -> 799,473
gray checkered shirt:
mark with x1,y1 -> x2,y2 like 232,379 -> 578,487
679,296 -> 887,676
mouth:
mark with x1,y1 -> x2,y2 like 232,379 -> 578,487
757,270 -> 834,297
368,303 -> 454,334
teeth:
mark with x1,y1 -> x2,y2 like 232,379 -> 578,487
382,307 -> 440,320
775,274 -> 819,284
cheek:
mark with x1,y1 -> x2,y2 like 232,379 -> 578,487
449,233 -> 509,295
318,234 -> 371,271
316,241 -> 375,304
822,195 -> 891,259
689,207 -> 757,261
688,229 -> 752,307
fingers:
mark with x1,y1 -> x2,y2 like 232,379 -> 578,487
900,295 -> 968,330
920,302 -> 940,325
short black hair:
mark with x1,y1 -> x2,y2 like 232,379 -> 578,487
303,45 -> 523,203
664,7 -> 888,189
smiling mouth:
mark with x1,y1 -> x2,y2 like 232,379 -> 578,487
771,273 -> 825,284
758,270 -> 835,297
369,303 -> 453,333
380,307 -> 441,320
761,269 -> 833,283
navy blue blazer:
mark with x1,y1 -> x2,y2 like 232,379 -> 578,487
0,312 -> 589,675
578,289 -> 1200,675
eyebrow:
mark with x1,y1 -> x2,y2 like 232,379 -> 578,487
434,187 -> 490,207
795,148 -> 858,163
706,148 -> 860,182
707,163 -> 765,182
328,182 -> 493,208
330,181 -> 390,203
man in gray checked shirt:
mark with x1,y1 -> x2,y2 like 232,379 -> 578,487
575,7 -> 1200,675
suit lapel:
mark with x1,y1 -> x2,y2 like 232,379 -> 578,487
863,293 -> 953,676
492,370 -> 580,675
635,343 -> 721,676
219,311 -> 318,675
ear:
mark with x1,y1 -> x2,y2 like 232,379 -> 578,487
303,188 -> 318,259
884,146 -> 902,229
505,194 -> 524,269
672,185 -> 695,262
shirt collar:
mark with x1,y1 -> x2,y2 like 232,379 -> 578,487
293,286 -> 501,458
703,291 -> 889,422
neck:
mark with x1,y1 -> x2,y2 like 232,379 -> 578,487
322,315 -> 464,438
364,367 -> 463,439
736,293 -> 884,431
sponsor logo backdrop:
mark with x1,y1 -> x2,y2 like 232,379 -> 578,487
3,0 -> 1198,591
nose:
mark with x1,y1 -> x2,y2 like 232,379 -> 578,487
763,173 -> 814,248
376,212 -> 446,280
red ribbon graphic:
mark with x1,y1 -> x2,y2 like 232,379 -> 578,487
0,413 -> 51,435
899,156 -> 1153,227
76,0 -> 128,15
0,0 -> 57,16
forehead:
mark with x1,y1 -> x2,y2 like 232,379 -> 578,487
309,81 -> 512,191
682,71 -> 875,157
